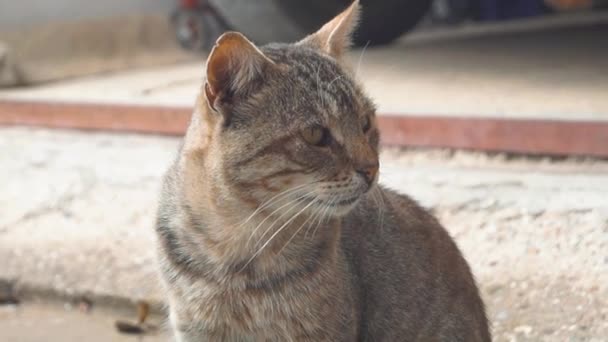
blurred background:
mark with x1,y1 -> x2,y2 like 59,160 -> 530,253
1,0 -> 607,341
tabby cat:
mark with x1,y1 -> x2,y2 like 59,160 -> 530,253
156,1 -> 490,341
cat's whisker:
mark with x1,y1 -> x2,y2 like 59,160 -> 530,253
237,182 -> 315,230
355,40 -> 371,76
247,189 -> 317,246
373,187 -> 386,234
379,196 -> 386,231
276,198 -> 322,255
315,63 -> 324,108
370,190 -> 379,210
309,196 -> 338,240
253,199 -> 304,247
304,201 -> 328,239
240,197 -> 318,272
305,200 -> 329,240
327,75 -> 344,89
246,194 -> 304,246
252,188 -> 319,244
311,207 -> 332,240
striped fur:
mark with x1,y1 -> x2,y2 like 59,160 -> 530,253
155,1 -> 490,341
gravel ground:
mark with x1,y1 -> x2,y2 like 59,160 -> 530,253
1,127 -> 607,341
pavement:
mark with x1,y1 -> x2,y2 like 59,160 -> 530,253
0,299 -> 169,342
1,11 -> 608,121
1,127 -> 607,341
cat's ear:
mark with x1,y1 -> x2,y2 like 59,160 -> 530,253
204,32 -> 275,114
298,0 -> 360,60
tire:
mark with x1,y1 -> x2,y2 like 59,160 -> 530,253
354,0 -> 432,45
208,0 -> 305,44
278,0 -> 433,46
171,8 -> 228,52
209,0 -> 432,46
429,0 -> 472,25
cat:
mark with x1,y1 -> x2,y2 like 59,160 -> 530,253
155,1 -> 490,341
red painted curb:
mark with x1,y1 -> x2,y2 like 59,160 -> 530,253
377,116 -> 608,157
1,99 -> 607,157
0,100 -> 191,135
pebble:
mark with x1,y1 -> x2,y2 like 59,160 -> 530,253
514,325 -> 533,336
495,310 -> 509,321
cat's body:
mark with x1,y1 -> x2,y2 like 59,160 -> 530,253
156,1 -> 490,341
158,180 -> 488,341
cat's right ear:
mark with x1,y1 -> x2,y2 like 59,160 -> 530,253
297,0 -> 360,61
204,32 -> 275,120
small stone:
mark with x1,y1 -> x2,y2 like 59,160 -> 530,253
0,280 -> 19,306
541,327 -> 555,335
77,297 -> 93,313
517,299 -> 530,309
487,284 -> 503,294
514,325 -> 533,336
495,310 -> 509,321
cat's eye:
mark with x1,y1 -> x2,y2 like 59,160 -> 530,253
362,116 -> 372,133
302,125 -> 332,147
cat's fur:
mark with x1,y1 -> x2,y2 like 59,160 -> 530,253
156,1 -> 490,341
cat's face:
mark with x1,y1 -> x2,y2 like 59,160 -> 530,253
200,1 -> 377,217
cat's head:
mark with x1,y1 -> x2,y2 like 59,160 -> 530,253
190,0 -> 378,217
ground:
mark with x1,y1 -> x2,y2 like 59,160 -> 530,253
0,127 -> 606,341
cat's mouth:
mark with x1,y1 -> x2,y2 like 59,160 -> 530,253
307,195 -> 360,208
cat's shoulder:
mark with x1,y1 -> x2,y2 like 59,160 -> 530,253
343,185 -> 444,243
365,186 -> 437,225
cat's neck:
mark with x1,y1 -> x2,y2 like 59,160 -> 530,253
178,186 -> 341,283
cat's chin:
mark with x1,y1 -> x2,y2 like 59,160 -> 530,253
312,196 -> 362,217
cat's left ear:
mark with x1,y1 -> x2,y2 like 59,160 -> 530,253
298,0 -> 360,60
204,32 -> 276,117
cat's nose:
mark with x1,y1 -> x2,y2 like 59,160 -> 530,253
356,163 -> 379,186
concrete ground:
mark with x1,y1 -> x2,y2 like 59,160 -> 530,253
1,127 -> 607,341
0,299 -> 169,342
1,11 -> 608,120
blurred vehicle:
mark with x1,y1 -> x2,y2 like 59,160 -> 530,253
172,0 -> 606,51
171,0 -> 432,49
171,0 -> 229,51
430,0 -> 600,24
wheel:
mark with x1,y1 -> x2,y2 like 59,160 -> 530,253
429,0 -> 472,25
351,0 -> 433,45
207,0 -> 305,44
171,9 -> 227,51
209,0 -> 432,46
